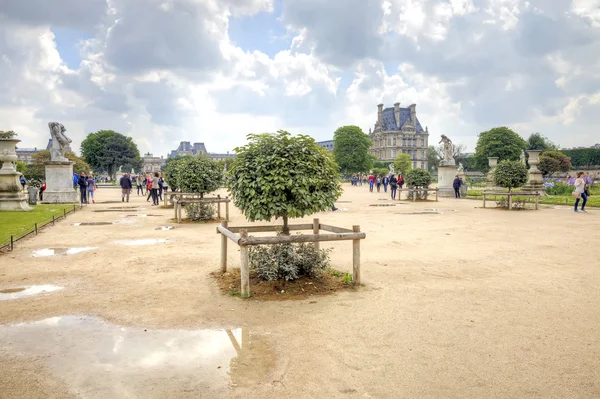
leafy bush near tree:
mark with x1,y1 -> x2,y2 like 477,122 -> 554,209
405,168 -> 433,188
474,127 -> 527,172
538,151 -> 571,177
249,240 -> 330,281
393,153 -> 413,175
185,203 -> 217,221
493,160 -> 528,192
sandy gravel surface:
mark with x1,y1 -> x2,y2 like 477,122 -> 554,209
1,185 -> 599,398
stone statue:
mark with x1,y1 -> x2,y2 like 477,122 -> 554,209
520,149 -> 526,165
439,134 -> 453,163
457,162 -> 464,173
388,163 -> 395,175
117,165 -> 123,174
48,122 -> 72,162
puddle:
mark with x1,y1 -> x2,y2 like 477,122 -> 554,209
109,206 -> 140,210
32,247 -> 97,257
336,201 -> 352,203
73,222 -> 113,226
93,209 -> 139,213
114,239 -> 168,246
155,226 -> 175,230
0,316 -> 274,396
0,285 -> 63,300
124,214 -> 162,217
368,204 -> 397,207
395,211 -> 443,215
423,208 -> 456,212
333,208 -> 349,212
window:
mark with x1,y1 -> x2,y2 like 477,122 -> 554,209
393,137 -> 396,146
413,162 -> 417,168
392,149 -> 396,158
402,138 -> 406,147
421,162 -> 425,169
388,137 -> 392,146
421,150 -> 425,159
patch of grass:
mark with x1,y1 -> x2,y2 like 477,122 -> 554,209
465,192 -> 600,208
0,204 -> 75,244
329,268 -> 344,278
342,272 -> 353,285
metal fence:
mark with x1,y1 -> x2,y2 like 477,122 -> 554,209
0,205 -> 83,253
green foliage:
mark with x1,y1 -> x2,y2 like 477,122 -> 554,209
185,202 -> 216,221
405,168 -> 432,188
373,168 -> 388,178
80,130 -> 142,177
163,155 -> 192,191
25,150 -> 90,180
249,240 -> 331,281
562,148 -> 600,169
342,272 -> 353,285
493,160 -> 528,191
474,127 -> 527,172
0,130 -> 17,139
228,131 -> 341,229
372,161 -> 389,169
526,133 -> 558,151
538,151 -> 571,176
426,146 -> 440,171
465,176 -> 487,187
394,153 -> 413,175
333,125 -> 373,174
545,182 -> 573,196
461,156 -> 477,171
16,161 -> 27,173
176,156 -> 223,195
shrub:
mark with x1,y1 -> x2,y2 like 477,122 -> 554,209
249,240 -> 331,281
493,160 -> 528,192
405,168 -> 432,188
185,202 -> 216,221
178,156 -> 224,195
545,182 -> 572,196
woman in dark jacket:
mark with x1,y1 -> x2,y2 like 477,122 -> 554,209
389,175 -> 398,200
78,173 -> 88,204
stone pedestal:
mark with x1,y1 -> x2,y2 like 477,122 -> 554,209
486,157 -> 499,188
42,161 -> 78,204
0,138 -> 31,211
522,150 -> 545,194
437,160 -> 457,197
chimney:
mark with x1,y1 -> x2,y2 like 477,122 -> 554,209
377,103 -> 383,125
394,102 -> 400,129
409,104 -> 416,122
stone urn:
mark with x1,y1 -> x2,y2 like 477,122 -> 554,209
486,157 -> 499,188
522,150 -> 545,194
0,138 -> 31,211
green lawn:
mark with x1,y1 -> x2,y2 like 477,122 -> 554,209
465,189 -> 600,208
0,204 -> 76,244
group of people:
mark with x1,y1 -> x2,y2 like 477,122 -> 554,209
73,172 -> 98,204
359,173 -> 405,196
119,172 -> 167,205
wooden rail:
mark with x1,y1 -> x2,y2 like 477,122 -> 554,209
173,195 -> 231,222
395,188 -> 439,201
482,191 -> 540,210
217,218 -> 366,297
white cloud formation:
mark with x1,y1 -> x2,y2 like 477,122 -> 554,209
1,0 -> 599,158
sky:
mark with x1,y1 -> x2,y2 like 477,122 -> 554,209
1,0 -> 599,157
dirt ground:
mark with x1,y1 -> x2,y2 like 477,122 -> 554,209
0,185 -> 599,398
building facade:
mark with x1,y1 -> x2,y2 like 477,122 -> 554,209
317,140 -> 334,152
168,141 -> 207,158
16,147 -> 41,164
142,153 -> 165,173
207,153 -> 236,162
368,103 -> 429,169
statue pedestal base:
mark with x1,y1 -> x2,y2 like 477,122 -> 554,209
42,162 -> 78,204
0,170 -> 31,211
437,164 -> 459,197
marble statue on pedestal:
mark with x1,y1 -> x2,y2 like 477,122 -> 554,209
48,122 -> 72,162
388,163 -> 395,175
439,134 -> 453,163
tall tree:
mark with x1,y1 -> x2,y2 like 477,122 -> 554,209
426,146 -> 440,171
393,153 -> 412,175
474,127 -> 527,172
228,131 -> 341,234
526,133 -> 558,151
25,150 -> 90,180
81,130 -> 142,178
333,125 -> 372,174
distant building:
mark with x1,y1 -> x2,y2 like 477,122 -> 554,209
593,144 -> 600,149
16,147 -> 41,164
368,103 -> 429,169
142,153 -> 165,173
168,141 -> 207,158
207,153 -> 236,162
317,140 -> 334,152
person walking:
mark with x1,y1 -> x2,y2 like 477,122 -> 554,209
87,175 -> 97,204
39,181 -> 46,201
573,171 -> 587,213
383,175 -> 389,193
137,174 -> 145,196
73,172 -> 79,189
151,172 -> 160,206
376,176 -> 382,192
390,175 -> 398,200
368,173 -> 375,192
398,174 -> 405,191
78,173 -> 88,205
146,174 -> 154,202
158,174 -> 164,201
19,175 -> 26,191
453,175 -> 463,199
119,173 -> 132,203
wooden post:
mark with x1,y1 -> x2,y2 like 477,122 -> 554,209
10,235 -> 14,251
52,215 -> 55,226
220,221 -> 228,273
217,195 -> 221,219
240,230 -> 250,298
35,223 -> 38,235
313,218 -> 320,251
225,197 -> 229,221
436,188 -> 439,202
535,194 -> 539,210
483,193 -> 486,209
173,199 -> 178,220
508,193 -> 512,210
352,225 -> 361,285
178,202 -> 183,223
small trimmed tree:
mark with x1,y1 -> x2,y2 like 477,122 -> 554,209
228,130 -> 342,235
393,153 -> 412,175
538,150 -> 571,177
493,160 -> 528,192
405,168 -> 433,200
177,156 -> 224,196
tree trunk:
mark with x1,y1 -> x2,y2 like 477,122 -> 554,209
282,215 -> 290,235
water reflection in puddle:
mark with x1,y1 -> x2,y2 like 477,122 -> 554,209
114,239 -> 168,246
155,226 -> 174,230
73,222 -> 113,226
93,209 -> 140,213
32,247 -> 97,257
0,316 -> 274,397
0,285 -> 63,300
395,211 -> 442,215
124,214 -> 162,218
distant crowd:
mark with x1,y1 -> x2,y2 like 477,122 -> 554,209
117,172 -> 168,205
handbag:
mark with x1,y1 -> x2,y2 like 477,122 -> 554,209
584,187 -> 591,196
572,192 -> 581,199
